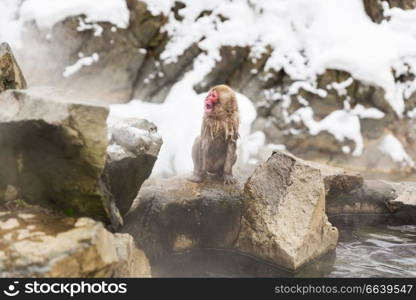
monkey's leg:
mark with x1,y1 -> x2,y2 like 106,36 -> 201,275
223,141 -> 237,184
187,136 -> 205,183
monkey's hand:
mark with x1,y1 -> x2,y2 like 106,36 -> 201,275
187,174 -> 205,183
223,174 -> 236,185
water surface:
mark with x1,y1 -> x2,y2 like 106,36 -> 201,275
152,225 -> 416,277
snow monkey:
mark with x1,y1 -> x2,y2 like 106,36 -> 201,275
188,84 -> 240,184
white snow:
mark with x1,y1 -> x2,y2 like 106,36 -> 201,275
292,106 -> 364,156
20,0 -> 129,30
1,1 -> 416,115
378,134 -> 415,167
351,104 -> 385,119
63,53 -> 99,78
77,18 -> 104,37
143,0 -> 416,116
1,0 -> 416,172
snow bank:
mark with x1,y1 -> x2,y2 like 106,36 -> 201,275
291,103 -> 385,156
109,54 -> 263,176
378,134 -> 414,167
63,53 -> 99,77
20,0 -> 129,30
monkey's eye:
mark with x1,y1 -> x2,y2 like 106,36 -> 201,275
211,90 -> 219,103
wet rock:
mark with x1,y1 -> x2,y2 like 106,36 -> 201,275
104,119 -> 162,216
386,182 -> 416,224
0,208 -> 150,277
364,0 -> 416,23
17,0 -> 166,104
122,177 -> 244,262
236,151 -> 338,270
0,42 -> 27,93
0,90 -> 116,225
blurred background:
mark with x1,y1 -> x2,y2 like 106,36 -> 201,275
2,0 -> 416,180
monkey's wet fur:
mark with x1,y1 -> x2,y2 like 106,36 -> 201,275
188,84 -> 239,185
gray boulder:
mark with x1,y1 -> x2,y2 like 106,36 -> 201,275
236,151 -> 338,270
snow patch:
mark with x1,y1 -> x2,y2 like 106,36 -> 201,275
142,0 -> 416,116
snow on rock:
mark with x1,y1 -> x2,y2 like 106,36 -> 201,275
20,0 -> 129,30
143,0 -> 416,116
77,18 -> 104,36
63,53 -> 99,78
109,90 -> 261,177
350,104 -> 385,120
1,0 -> 416,173
378,134 -> 415,167
292,107 -> 364,156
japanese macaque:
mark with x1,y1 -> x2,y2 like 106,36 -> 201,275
188,84 -> 239,184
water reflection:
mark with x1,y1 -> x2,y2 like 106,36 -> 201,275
152,225 -> 416,277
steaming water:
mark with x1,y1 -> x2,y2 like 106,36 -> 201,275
152,225 -> 416,277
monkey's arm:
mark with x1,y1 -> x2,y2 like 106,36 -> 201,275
223,141 -> 237,184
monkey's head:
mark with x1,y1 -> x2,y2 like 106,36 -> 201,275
204,84 -> 238,117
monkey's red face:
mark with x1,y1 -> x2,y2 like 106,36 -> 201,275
204,90 -> 219,114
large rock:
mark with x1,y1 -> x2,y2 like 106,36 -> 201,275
104,118 -> 162,216
326,179 -> 395,216
0,42 -> 27,92
0,90 -> 119,226
17,0 -> 166,104
123,177 -> 244,262
325,178 -> 416,226
0,208 -> 150,277
236,151 -> 338,270
112,233 -> 151,277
